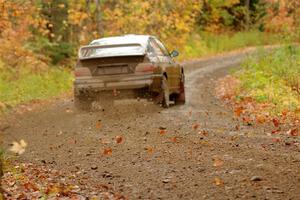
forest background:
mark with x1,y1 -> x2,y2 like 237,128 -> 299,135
0,0 -> 299,108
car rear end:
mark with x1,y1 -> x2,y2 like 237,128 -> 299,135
74,40 -> 162,108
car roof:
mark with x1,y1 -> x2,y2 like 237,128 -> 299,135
90,35 -> 153,48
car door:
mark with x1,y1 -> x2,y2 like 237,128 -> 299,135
150,38 -> 181,92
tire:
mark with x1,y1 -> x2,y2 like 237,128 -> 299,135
162,75 -> 170,108
176,74 -> 186,104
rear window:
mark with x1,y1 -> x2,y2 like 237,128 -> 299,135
79,43 -> 145,60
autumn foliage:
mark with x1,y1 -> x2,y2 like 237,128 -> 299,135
0,0 -> 299,109
1,0 -> 299,68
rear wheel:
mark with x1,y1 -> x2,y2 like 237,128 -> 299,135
162,76 -> 170,108
175,74 -> 186,104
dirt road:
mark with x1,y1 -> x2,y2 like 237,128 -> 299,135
3,50 -> 300,199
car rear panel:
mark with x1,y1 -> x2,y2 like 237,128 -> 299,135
74,55 -> 162,92
77,56 -> 145,76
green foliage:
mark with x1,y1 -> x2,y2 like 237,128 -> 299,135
28,37 -> 76,65
237,46 -> 300,113
0,64 -> 73,108
181,30 -> 280,59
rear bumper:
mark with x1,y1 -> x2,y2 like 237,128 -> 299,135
74,74 -> 162,92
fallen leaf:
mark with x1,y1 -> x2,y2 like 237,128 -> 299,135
193,123 -> 200,130
214,177 -> 223,186
213,158 -> 224,167
230,136 -> 239,141
288,128 -> 298,136
256,115 -> 266,124
96,120 -> 101,129
57,131 -> 63,136
281,110 -> 288,116
170,137 -> 178,143
199,141 -> 212,146
272,118 -> 280,127
146,146 -> 154,154
115,135 -> 123,144
234,107 -> 243,117
199,130 -> 209,136
10,139 -> 27,155
272,138 -> 281,143
23,182 -> 38,191
65,108 -> 73,113
250,176 -> 262,181
103,148 -> 112,156
242,117 -> 252,125
159,129 -> 167,135
70,138 -> 77,144
271,129 -> 280,134
234,125 -> 240,131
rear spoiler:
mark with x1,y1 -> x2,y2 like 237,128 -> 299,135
78,43 -> 146,60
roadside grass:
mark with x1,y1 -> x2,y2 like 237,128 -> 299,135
236,46 -> 300,116
181,30 -> 281,59
0,63 -> 73,111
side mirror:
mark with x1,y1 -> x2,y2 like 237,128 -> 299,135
170,50 -> 179,58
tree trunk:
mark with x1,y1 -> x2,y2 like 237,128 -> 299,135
86,0 -> 91,14
95,0 -> 103,37
245,0 -> 250,30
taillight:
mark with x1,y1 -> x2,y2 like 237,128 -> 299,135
135,63 -> 155,73
74,68 -> 91,77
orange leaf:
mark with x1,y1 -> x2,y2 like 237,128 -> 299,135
170,137 -> 178,143
103,148 -> 112,156
288,128 -> 298,136
24,182 -> 38,191
146,146 -> 154,154
115,135 -> 123,144
281,110 -> 288,116
272,138 -> 281,143
256,115 -> 266,124
234,107 -> 243,117
70,139 -> 77,144
193,123 -> 200,130
272,118 -> 280,127
271,129 -> 279,134
159,130 -> 167,135
199,130 -> 209,136
242,117 -> 252,125
96,120 -> 101,129
213,158 -> 224,167
214,177 -> 223,186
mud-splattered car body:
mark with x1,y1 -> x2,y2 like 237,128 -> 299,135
74,34 -> 185,108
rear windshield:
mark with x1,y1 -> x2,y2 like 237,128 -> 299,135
79,43 -> 145,60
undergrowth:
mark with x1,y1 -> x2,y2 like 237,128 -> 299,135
236,46 -> 300,116
181,30 -> 281,59
0,60 -> 73,110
